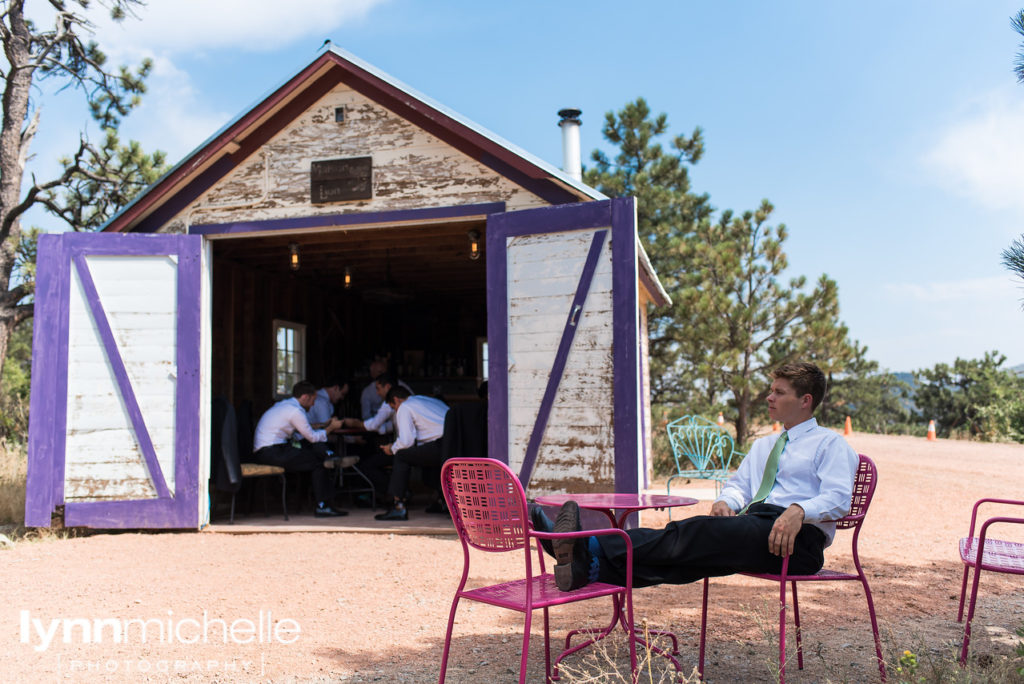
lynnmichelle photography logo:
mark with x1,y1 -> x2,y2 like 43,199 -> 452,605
20,609 -> 301,652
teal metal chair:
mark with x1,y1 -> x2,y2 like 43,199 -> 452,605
665,416 -> 743,515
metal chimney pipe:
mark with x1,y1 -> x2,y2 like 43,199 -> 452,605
558,108 -> 582,182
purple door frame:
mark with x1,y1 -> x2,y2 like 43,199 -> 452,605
486,197 -> 642,494
25,233 -> 203,528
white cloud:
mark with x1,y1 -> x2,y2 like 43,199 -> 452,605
91,0 -> 390,55
923,88 -> 1024,215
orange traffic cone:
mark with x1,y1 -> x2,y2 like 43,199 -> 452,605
716,412 -> 724,426
844,416 -> 852,436
926,420 -> 937,441
772,421 -> 781,433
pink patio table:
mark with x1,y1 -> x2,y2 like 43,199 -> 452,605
533,492 -> 698,674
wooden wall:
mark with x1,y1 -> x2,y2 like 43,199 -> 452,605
212,255 -> 486,417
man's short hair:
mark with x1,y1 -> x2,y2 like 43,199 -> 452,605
325,377 -> 349,390
772,362 -> 826,410
375,373 -> 398,389
292,380 -> 317,398
385,386 -> 412,405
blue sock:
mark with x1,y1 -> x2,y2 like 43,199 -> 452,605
587,537 -> 602,582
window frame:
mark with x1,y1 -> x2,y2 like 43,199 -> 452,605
273,319 -> 306,398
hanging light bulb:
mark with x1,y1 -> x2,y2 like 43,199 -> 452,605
344,266 -> 352,289
289,242 -> 300,271
467,229 -> 481,260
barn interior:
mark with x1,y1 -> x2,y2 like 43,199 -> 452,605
209,218 -> 488,418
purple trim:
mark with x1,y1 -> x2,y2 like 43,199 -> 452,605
495,200 -> 611,238
486,217 -> 509,465
518,230 -> 608,487
26,233 -> 204,528
25,235 -> 67,526
191,201 -> 506,235
611,198 -> 640,495
72,254 -> 171,499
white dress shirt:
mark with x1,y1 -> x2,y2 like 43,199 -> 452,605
715,417 -> 858,545
392,395 -> 449,452
360,381 -> 381,421
254,397 -> 328,451
307,388 -> 334,425
362,380 -> 415,434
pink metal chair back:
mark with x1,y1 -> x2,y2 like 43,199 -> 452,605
438,457 -> 637,684
956,497 -> 1024,665
699,453 -> 886,683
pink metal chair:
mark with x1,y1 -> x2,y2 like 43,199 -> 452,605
956,497 -> 1024,666
438,458 -> 637,684
698,454 -> 886,683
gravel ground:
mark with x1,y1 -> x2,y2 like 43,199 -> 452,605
2,431 -> 1023,683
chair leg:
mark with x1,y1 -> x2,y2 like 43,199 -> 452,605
229,492 -> 237,524
792,580 -> 802,670
956,564 -> 971,622
542,606 -> 551,683
960,565 -> 985,666
777,577 -> 788,684
520,611 -> 532,684
279,474 -> 289,521
698,577 -> 710,679
859,573 -> 887,681
438,595 -> 461,684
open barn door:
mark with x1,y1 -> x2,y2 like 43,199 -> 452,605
25,233 -> 208,528
486,197 -> 642,495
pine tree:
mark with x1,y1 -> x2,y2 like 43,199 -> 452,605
583,98 -> 713,406
0,0 -> 165,389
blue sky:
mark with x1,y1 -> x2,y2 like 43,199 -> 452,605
25,0 -> 1024,372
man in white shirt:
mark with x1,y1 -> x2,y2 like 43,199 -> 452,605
373,387 -> 450,522
359,359 -> 387,421
252,380 -> 348,518
538,362 -> 859,592
307,378 -> 349,427
342,373 -> 413,435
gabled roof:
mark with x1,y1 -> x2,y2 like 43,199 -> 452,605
102,45 -> 605,233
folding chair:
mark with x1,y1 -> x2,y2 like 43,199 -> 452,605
699,454 -> 885,683
438,458 -> 637,684
956,497 -> 1024,665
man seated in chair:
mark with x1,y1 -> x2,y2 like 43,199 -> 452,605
373,386 -> 450,521
533,362 -> 859,592
307,377 -> 350,429
252,380 -> 348,518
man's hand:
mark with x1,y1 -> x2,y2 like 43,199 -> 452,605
325,417 -> 343,434
710,500 -> 735,517
381,444 -> 393,456
768,504 -> 805,557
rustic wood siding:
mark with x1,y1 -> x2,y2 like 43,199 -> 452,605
64,256 -> 179,501
638,286 -> 653,486
156,84 -> 548,234
506,229 -> 615,495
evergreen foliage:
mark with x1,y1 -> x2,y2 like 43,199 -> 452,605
0,0 -> 166,393
913,351 -> 1024,441
586,98 -> 862,444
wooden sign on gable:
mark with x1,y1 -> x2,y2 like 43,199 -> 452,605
310,157 -> 372,204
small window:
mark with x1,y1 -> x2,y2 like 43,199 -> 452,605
334,106 -> 346,124
273,320 -> 306,397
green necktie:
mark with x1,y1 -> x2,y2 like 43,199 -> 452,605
741,432 -> 788,514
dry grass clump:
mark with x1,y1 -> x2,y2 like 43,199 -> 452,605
0,438 -> 26,525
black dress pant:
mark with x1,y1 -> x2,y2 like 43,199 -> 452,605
386,439 -> 445,500
596,503 -> 826,588
251,442 -> 334,504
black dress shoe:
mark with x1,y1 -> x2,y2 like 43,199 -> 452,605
374,504 -> 408,521
552,501 -> 592,591
314,504 -> 349,518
